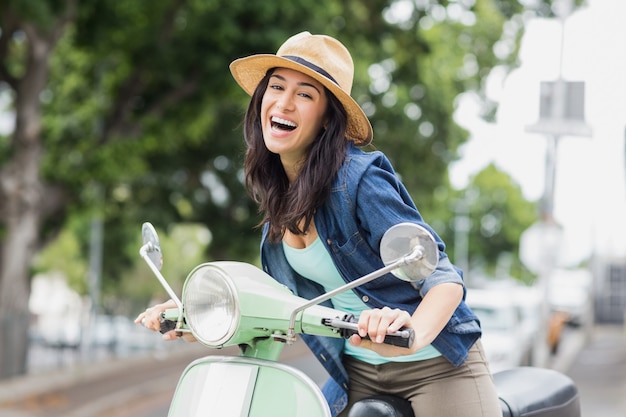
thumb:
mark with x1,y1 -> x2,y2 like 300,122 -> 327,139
350,334 -> 374,350
162,330 -> 178,341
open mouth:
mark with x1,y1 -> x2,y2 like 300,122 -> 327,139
271,116 -> 297,131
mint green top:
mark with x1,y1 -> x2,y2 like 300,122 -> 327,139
283,237 -> 441,364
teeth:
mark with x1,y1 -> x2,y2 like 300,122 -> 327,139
271,116 -> 297,128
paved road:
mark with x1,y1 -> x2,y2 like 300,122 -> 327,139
565,325 -> 626,417
0,342 -> 209,417
1,325 -> 624,417
0,339 -> 325,417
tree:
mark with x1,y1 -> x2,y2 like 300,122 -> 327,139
0,0 -> 77,379
0,0 -> 571,378
443,164 -> 538,283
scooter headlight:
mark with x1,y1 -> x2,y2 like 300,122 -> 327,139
183,264 -> 239,347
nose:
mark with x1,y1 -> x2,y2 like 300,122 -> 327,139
276,95 -> 294,112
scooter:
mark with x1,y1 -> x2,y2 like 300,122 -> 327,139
138,221 -> 580,417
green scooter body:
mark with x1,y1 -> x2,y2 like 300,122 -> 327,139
139,221 -> 437,417
168,355 -> 331,417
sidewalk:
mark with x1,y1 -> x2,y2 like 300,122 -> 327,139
565,325 -> 626,417
0,342 -> 205,405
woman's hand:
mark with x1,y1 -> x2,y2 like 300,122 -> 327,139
349,306 -> 417,357
134,299 -> 196,342
349,283 -> 464,357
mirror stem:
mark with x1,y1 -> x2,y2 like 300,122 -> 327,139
140,243 -> 184,316
286,247 -> 424,344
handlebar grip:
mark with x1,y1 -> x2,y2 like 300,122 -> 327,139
349,327 -> 414,348
159,317 -> 178,334
374,328 -> 415,348
325,315 -> 415,349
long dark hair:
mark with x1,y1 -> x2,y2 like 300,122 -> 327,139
243,69 -> 349,242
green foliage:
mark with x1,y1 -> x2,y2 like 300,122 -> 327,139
113,223 -> 211,315
342,0 -> 529,221
3,0 -> 69,27
443,164 -> 539,281
3,0 -> 562,303
33,221 -> 89,295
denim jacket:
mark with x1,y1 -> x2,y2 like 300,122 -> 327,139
260,143 -> 481,416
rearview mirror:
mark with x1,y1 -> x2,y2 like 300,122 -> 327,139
380,223 -> 438,281
142,222 -> 163,271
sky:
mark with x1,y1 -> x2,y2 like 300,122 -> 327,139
450,0 -> 626,266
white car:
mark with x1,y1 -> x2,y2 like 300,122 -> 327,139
466,288 -> 530,373
513,285 -> 544,365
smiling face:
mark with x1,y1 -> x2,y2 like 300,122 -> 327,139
260,68 -> 328,179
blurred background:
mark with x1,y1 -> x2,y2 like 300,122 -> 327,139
0,0 -> 624,416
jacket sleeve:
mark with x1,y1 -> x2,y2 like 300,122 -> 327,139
352,152 -> 464,296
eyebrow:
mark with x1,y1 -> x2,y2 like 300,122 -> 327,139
270,73 -> 322,95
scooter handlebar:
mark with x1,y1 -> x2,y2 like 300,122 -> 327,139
159,312 -> 179,334
323,315 -> 415,349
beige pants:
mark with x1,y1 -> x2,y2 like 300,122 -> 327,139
338,341 -> 502,417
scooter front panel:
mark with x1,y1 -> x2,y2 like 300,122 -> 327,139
169,360 -> 257,416
168,356 -> 331,417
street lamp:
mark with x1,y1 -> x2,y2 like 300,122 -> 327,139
521,0 -> 592,367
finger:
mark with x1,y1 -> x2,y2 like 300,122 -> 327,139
140,315 -> 161,332
134,311 -> 147,324
387,310 -> 411,333
357,310 -> 370,337
358,309 -> 385,342
162,330 -> 178,341
349,334 -> 363,347
368,307 -> 393,343
181,333 -> 197,343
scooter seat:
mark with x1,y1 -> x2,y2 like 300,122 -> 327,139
347,394 -> 415,417
494,367 -> 580,417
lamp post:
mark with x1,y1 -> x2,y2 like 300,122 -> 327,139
521,0 -> 592,367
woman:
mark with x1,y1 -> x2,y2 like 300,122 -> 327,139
138,32 -> 501,417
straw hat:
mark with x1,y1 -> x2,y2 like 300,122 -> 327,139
229,31 -> 373,146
